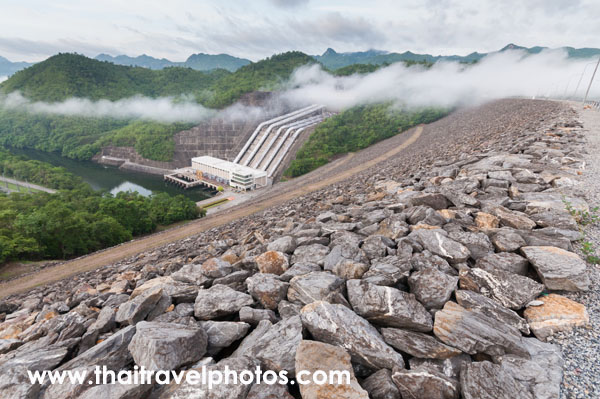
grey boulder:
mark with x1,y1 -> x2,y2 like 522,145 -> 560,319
193,284 -> 254,320
300,301 -> 405,370
347,280 -> 433,332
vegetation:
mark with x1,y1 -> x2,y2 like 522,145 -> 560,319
199,51 -> 316,108
284,104 -> 449,177
0,108 -> 194,161
0,53 -> 228,102
0,52 -> 319,162
0,148 -> 84,189
0,149 -> 203,263
564,198 -> 600,264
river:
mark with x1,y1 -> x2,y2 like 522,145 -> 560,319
10,148 -> 213,201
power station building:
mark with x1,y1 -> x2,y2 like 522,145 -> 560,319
190,156 -> 268,191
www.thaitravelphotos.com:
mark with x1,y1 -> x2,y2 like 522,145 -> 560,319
27,365 -> 351,389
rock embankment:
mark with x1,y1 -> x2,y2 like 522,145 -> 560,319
0,99 -> 593,399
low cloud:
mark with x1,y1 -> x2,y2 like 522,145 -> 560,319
0,76 -> 7,83
0,93 -> 268,123
282,49 -> 600,110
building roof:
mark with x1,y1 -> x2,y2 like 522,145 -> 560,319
191,156 -> 267,177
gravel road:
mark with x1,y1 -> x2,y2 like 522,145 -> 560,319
556,102 -> 600,399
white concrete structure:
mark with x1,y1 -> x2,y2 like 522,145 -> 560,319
191,156 -> 267,191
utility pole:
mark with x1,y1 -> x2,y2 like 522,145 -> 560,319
583,55 -> 600,107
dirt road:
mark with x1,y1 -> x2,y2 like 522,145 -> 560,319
0,126 -> 423,298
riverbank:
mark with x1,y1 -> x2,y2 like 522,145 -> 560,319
8,147 -> 212,201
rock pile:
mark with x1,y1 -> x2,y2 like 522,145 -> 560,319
0,99 -> 592,398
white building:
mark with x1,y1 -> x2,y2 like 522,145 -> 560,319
191,156 -> 268,191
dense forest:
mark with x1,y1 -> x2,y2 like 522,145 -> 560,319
0,52 -> 319,162
0,149 -> 202,263
284,104 -> 449,177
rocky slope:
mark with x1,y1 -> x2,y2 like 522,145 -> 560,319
0,99 -> 593,399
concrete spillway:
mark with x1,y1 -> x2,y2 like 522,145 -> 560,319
233,105 -> 328,177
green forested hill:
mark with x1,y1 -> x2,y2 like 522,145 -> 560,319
0,52 -> 317,161
200,51 -> 316,107
0,51 -> 315,107
0,53 -> 228,102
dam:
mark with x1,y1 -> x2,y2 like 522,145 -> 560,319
165,103 -> 332,190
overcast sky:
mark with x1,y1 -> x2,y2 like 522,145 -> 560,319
1,0 -> 598,62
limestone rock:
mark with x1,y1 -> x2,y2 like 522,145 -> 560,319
361,235 -> 395,260
332,259 -> 370,280
381,328 -> 461,359
410,230 -> 471,263
475,212 -> 500,229
128,321 -> 207,371
521,246 -> 590,291
246,274 -> 288,310
459,267 -> 544,310
347,280 -> 432,332
77,382 -> 153,399
485,205 -> 537,230
523,294 -> 590,340
115,286 -> 163,325
295,340 -> 369,399
460,361 -> 534,399
255,251 -> 289,275
408,267 -> 458,309
0,339 -> 23,355
287,272 -> 345,306
362,256 -> 412,286
491,229 -> 527,252
267,236 -> 297,254
433,301 -> 529,357
232,316 -> 303,375
392,369 -> 459,399
324,243 -> 369,272
291,244 -> 330,266
409,192 -> 450,210
476,252 -> 529,276
376,215 -> 410,240
409,354 -> 471,380
193,285 -> 254,320
239,306 -> 278,325
300,301 -> 405,369
497,337 -> 563,399
246,383 -> 294,399
157,356 -> 258,399
199,321 -> 250,355
200,257 -> 234,278
361,369 -> 401,399
455,290 -> 529,334
279,262 -> 321,282
448,231 -> 493,260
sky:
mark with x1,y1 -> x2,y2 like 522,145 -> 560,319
0,0 -> 598,63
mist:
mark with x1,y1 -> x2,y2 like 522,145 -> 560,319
0,76 -> 7,83
283,49 -> 600,110
0,49 -> 599,124
0,92 -> 271,123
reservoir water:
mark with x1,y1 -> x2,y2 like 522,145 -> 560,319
10,148 -> 213,202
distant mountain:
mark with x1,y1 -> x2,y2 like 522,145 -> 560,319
313,48 -> 484,69
94,52 -> 251,72
95,54 -> 176,70
314,44 -> 600,70
0,55 -> 33,77
500,43 -> 600,59
183,53 -> 251,72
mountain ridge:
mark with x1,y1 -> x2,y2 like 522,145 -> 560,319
2,44 -> 600,78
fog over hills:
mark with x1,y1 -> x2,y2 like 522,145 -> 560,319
2,44 -> 600,79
